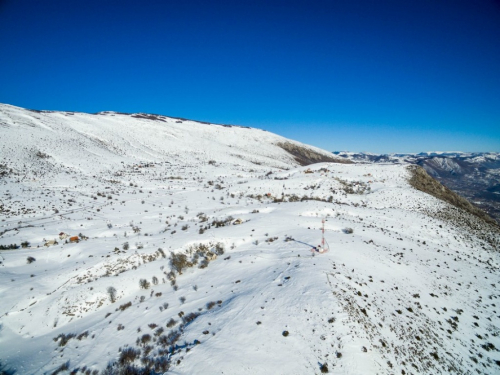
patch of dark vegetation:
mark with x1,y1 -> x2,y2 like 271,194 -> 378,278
50,361 -> 69,375
182,312 -> 200,325
480,342 -> 497,352
76,331 -> 89,340
118,302 -> 132,311
102,360 -> 167,374
139,279 -> 151,289
53,333 -> 76,347
408,165 -> 497,226
35,150 -> 50,159
0,244 -> 19,250
118,347 -> 141,365
0,359 -> 16,375
277,142 -> 353,166
131,113 -> 166,122
68,298 -> 222,374
170,253 -> 189,275
211,216 -> 234,228
166,318 -> 177,328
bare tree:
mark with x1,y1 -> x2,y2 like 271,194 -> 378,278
107,286 -> 117,303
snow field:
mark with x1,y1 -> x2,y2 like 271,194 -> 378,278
0,105 -> 499,374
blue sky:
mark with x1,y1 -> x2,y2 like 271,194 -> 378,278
1,0 -> 499,153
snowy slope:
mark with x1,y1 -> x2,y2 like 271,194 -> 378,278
333,151 -> 500,224
1,104 -> 499,375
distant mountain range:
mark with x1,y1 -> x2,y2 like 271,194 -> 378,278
333,151 -> 500,223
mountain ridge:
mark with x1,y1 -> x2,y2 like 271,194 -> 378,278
334,151 -> 500,224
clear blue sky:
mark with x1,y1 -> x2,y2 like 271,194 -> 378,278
1,0 -> 499,153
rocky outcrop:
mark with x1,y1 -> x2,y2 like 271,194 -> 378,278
277,142 -> 353,166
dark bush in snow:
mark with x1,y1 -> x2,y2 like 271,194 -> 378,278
118,302 -> 132,311
170,253 -> 189,275
107,286 -> 117,303
118,347 -> 141,365
139,279 -> 150,289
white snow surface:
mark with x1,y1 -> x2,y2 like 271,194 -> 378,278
0,104 -> 499,375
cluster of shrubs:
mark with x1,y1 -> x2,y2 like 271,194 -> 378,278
211,216 -> 234,228
139,279 -> 151,289
168,242 -> 225,275
53,333 -> 77,347
334,177 -> 370,195
0,243 -> 19,250
67,295 -> 224,374
53,331 -> 88,347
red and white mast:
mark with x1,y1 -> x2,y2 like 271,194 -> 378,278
321,218 -> 325,249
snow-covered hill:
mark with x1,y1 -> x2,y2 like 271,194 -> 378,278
1,104 -> 499,375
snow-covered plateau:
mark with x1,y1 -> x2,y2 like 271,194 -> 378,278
0,104 -> 499,375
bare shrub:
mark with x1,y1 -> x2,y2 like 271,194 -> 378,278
118,347 -> 140,365
211,216 -> 234,228
118,302 -> 132,311
215,243 -> 225,255
155,327 -> 164,337
76,331 -> 88,340
170,252 -> 188,275
50,361 -> 69,375
166,318 -> 177,328
158,330 -> 181,347
140,334 -> 152,346
107,286 -> 117,303
182,312 -> 199,324
139,279 -> 151,289
53,333 -> 76,347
